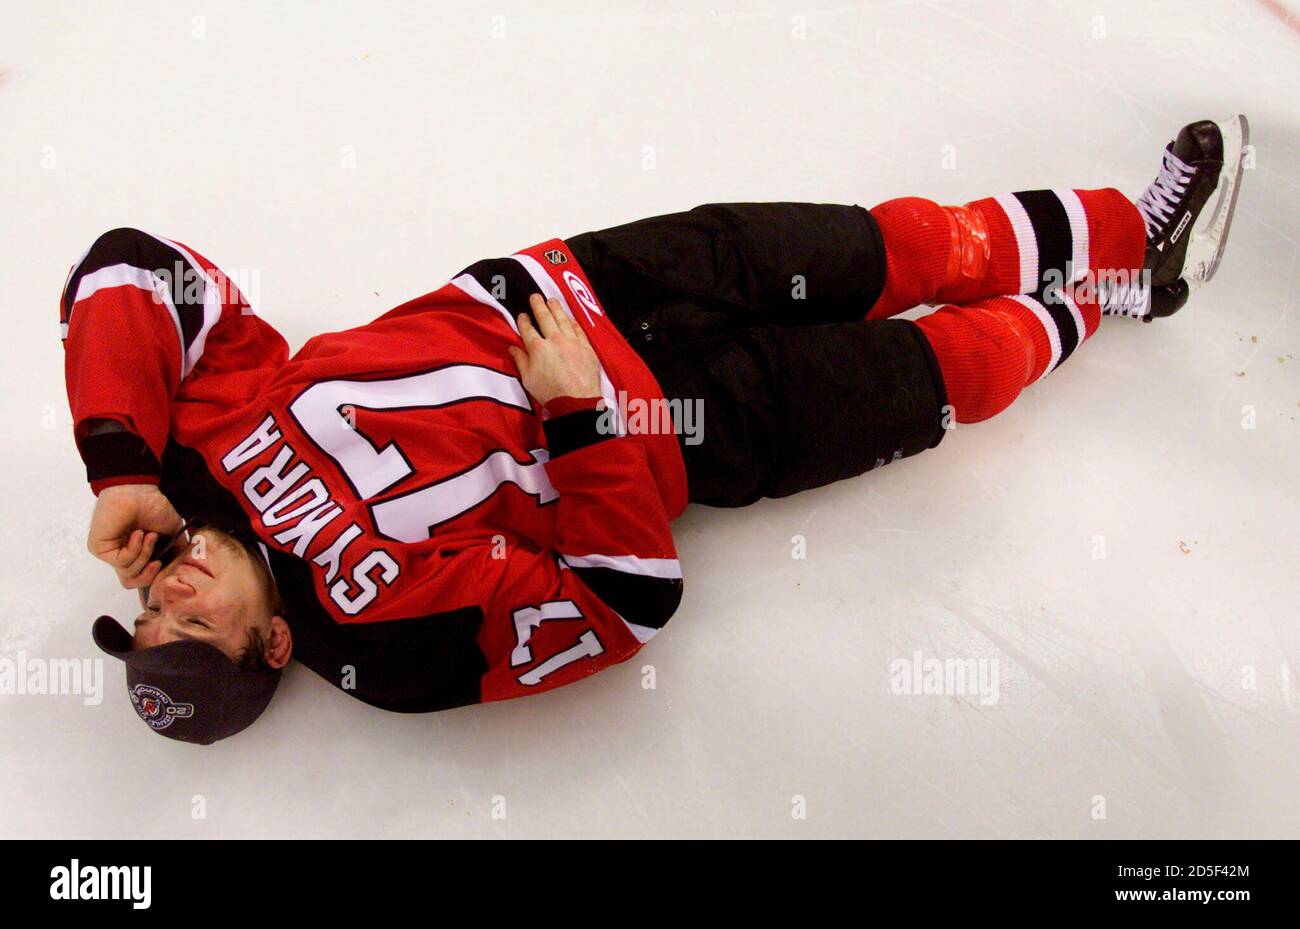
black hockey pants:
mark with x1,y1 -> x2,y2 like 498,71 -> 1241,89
566,202 -> 948,507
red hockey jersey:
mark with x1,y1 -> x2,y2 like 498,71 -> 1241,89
61,228 -> 688,711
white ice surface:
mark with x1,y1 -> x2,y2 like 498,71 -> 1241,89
1,0 -> 1298,838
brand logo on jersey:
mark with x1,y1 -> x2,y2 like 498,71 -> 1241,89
544,249 -> 568,265
129,683 -> 194,730
563,271 -> 603,325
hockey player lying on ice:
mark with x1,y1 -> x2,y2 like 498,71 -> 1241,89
63,116 -> 1248,743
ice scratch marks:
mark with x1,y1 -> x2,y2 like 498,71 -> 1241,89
944,598 -> 1187,791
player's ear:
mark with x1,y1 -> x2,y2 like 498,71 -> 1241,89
265,615 -> 293,669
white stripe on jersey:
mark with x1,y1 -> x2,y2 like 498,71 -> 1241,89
70,263 -> 187,371
449,272 -> 521,333
60,239 -> 97,332
73,263 -> 158,305
554,556 -> 668,643
561,552 -> 684,579
66,236 -> 221,381
149,233 -> 222,379
622,620 -> 660,644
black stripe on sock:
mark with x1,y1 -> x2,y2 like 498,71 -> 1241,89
1040,291 -> 1080,369
1013,190 -> 1074,293
62,228 -> 208,355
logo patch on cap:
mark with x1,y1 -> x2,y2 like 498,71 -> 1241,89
129,683 -> 195,730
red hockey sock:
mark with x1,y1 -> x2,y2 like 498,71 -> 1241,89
867,188 -> 1145,320
916,284 -> 1103,423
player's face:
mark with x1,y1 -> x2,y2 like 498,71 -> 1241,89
131,528 -> 275,662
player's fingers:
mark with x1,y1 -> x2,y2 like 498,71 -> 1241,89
154,503 -> 184,538
529,293 -> 560,338
118,571 -> 143,591
114,529 -> 143,568
122,532 -> 157,577
135,532 -> 159,572
547,298 -> 577,338
517,313 -> 541,346
123,560 -> 162,590
507,344 -> 530,377
118,556 -> 148,586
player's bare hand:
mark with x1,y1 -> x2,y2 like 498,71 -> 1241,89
508,294 -> 602,407
86,484 -> 184,589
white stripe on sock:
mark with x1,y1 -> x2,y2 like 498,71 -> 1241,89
994,194 -> 1038,295
1007,294 -> 1061,380
1055,189 -> 1090,282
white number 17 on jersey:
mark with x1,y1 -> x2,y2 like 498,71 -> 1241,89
510,600 -> 605,686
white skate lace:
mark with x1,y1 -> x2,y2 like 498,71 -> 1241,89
1098,276 -> 1151,319
1135,148 -> 1194,239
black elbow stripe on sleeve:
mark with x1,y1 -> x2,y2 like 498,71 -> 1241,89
80,430 -> 161,484
63,227 -> 210,352
570,566 -> 683,630
543,408 -> 614,458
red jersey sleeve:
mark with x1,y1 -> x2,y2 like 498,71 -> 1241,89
59,228 -> 287,494
474,399 -> 682,701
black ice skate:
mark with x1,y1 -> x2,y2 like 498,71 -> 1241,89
1103,115 -> 1249,322
1141,116 -> 1249,288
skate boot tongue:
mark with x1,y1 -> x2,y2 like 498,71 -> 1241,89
1136,146 -> 1195,244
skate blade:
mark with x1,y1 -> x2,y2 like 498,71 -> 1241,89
1185,113 -> 1249,289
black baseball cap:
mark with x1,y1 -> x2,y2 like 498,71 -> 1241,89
93,615 -> 281,745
